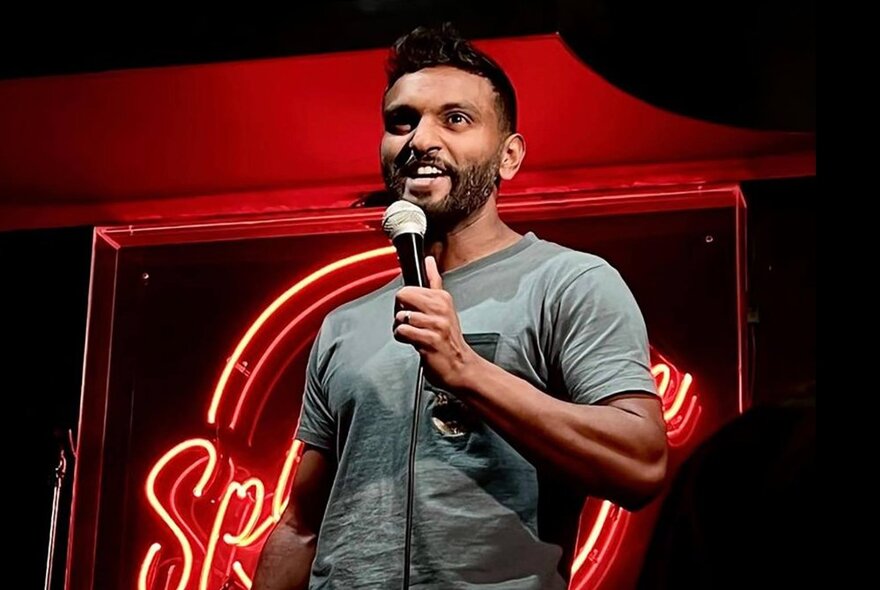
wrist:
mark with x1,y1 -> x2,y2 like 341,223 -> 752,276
451,349 -> 492,396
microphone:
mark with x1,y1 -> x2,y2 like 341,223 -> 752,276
382,200 -> 428,288
382,200 -> 429,590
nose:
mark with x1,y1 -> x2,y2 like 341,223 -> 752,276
409,117 -> 442,158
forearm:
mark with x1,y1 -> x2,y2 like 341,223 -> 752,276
252,524 -> 317,590
455,356 -> 667,510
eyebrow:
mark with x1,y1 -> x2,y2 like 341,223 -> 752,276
438,101 -> 480,114
383,101 -> 481,116
383,103 -> 417,117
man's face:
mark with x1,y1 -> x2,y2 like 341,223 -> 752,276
381,66 -> 505,230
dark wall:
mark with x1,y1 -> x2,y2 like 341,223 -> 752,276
3,226 -> 90,590
744,177 -> 817,406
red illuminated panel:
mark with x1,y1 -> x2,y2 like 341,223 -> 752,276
138,250 -> 701,590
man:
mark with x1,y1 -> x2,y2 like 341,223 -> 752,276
254,24 -> 667,590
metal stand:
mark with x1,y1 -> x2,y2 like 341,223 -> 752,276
44,431 -> 72,590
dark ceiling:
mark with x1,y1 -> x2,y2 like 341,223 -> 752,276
0,0 -> 815,131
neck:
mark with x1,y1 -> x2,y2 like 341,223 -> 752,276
425,195 -> 522,273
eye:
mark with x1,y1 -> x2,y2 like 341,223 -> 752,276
446,112 -> 471,126
385,111 -> 416,135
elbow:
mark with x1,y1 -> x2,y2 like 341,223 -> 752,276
267,519 -> 319,550
620,459 -> 667,511
618,438 -> 669,512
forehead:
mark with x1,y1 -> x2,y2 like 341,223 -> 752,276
384,66 -> 497,112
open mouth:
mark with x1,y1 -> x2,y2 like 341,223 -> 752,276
402,163 -> 451,193
406,164 -> 447,180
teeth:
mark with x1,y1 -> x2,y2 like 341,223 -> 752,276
416,166 -> 443,175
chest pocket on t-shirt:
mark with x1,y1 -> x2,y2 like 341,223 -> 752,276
427,332 -> 499,438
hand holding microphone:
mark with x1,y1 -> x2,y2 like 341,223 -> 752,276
382,201 -> 479,392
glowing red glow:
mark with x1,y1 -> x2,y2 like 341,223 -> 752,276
663,371 -> 694,422
571,502 -> 630,590
140,251 -> 703,589
667,396 -> 703,448
207,246 -> 395,424
222,480 -> 266,547
142,439 -> 218,590
169,458 -> 212,555
571,500 -> 613,574
232,512 -> 276,551
235,438 -> 304,548
200,478 -> 265,590
228,268 -> 399,430
232,561 -> 253,588
272,439 -> 302,521
653,363 -> 670,401
137,543 -> 161,590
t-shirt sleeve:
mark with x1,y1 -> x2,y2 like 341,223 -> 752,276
551,261 -> 657,405
294,323 -> 337,453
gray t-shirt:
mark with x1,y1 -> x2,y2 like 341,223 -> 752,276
296,232 -> 657,589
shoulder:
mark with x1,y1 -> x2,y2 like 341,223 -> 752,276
317,276 -> 400,340
523,236 -> 619,293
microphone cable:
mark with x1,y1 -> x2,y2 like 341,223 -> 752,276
402,362 -> 425,589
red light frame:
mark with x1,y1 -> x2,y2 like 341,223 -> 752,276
69,184 -> 747,589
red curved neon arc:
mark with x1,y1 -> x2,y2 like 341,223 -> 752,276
229,268 -> 400,430
208,246 -> 395,425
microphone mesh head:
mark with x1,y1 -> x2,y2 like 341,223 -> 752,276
382,200 -> 428,239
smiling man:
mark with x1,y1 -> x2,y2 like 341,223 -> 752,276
254,24 -> 667,590
380,55 -> 517,243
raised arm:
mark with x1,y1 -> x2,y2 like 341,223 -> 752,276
394,256 -> 668,510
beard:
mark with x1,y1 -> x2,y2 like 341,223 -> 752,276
382,151 -> 501,235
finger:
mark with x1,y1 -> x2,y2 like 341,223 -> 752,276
426,256 -> 442,290
397,286 -> 453,313
395,288 -> 427,314
393,323 -> 438,349
395,309 -> 409,327
393,309 -> 411,330
393,312 -> 447,339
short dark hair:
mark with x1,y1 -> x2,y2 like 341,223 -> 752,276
385,23 -> 517,134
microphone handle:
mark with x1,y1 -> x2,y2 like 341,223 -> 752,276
393,233 -> 428,288
391,231 -> 427,588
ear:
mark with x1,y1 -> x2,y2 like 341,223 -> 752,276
498,133 -> 526,181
